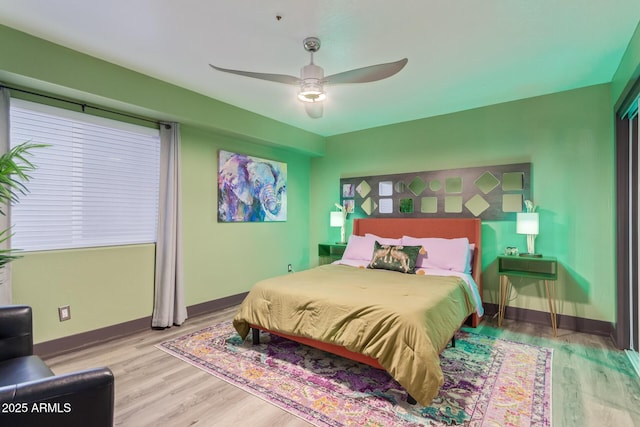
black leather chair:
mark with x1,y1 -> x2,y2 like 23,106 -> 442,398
0,305 -> 114,427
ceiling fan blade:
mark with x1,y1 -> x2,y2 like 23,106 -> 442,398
324,58 -> 408,85
209,64 -> 299,85
304,102 -> 323,119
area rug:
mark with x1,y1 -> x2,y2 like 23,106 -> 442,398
157,321 -> 552,426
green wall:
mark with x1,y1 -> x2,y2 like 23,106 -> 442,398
1,25 -> 314,343
180,125 -> 310,304
12,245 -> 156,343
311,84 -> 615,322
3,19 -> 640,341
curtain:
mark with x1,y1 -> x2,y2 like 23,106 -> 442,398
0,87 -> 11,305
151,123 -> 187,327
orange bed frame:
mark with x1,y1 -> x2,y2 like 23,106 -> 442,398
250,217 -> 483,382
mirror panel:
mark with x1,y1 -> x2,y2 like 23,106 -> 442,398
399,198 -> 414,213
444,195 -> 463,213
445,177 -> 463,194
502,172 -> 524,191
379,198 -> 393,214
421,197 -> 438,213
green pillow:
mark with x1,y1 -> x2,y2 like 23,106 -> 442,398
367,241 -> 422,274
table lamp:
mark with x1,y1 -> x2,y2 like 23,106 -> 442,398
330,210 -> 346,244
516,212 -> 541,257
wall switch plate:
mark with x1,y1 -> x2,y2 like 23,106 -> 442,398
58,305 -> 71,322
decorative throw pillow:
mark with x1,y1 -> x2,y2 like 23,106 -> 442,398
367,241 -> 423,274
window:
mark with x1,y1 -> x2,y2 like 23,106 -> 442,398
9,99 -> 160,251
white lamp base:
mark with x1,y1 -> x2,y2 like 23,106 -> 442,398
519,234 -> 542,257
338,224 -> 346,244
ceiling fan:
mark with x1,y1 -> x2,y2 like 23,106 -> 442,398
210,37 -> 408,119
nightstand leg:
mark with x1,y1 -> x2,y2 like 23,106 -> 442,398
498,275 -> 510,327
545,280 -> 558,337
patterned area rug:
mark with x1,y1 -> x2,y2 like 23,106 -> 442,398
157,321 -> 552,426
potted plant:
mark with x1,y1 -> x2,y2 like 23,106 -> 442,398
0,142 -> 45,268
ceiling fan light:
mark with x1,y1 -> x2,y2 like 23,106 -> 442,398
298,80 -> 326,102
304,102 -> 323,119
298,90 -> 326,103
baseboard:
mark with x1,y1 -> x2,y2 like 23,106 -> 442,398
483,303 -> 614,337
186,292 -> 247,318
35,297 -> 613,358
34,292 -> 248,358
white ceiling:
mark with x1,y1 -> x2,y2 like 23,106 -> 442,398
0,1 -> 639,137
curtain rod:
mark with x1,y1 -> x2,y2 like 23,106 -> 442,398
0,84 -> 171,128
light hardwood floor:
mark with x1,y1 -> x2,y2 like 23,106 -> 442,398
44,306 -> 640,427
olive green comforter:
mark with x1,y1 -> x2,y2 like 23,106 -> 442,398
233,264 -> 476,406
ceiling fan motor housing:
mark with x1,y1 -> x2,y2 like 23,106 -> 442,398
298,63 -> 326,102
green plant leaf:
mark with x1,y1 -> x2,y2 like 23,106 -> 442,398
0,142 -> 47,267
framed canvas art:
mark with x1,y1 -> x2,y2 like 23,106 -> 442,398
218,150 -> 287,222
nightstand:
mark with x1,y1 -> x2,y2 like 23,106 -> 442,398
318,243 -> 347,265
497,255 -> 559,336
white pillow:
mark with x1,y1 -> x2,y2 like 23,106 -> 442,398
333,258 -> 369,268
364,233 -> 401,246
401,236 -> 470,273
342,234 -> 376,261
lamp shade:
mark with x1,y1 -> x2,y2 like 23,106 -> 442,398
330,211 -> 344,227
516,212 -> 539,235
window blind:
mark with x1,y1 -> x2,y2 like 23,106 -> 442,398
9,99 -> 160,251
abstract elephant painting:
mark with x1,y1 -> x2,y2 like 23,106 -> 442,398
218,150 -> 287,222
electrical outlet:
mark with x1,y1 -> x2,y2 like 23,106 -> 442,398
287,264 -> 293,273
58,305 -> 71,322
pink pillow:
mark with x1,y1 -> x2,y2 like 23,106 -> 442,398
342,235 -> 376,261
401,236 -> 470,273
364,233 -> 401,246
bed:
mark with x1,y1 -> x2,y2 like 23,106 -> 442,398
233,217 -> 483,406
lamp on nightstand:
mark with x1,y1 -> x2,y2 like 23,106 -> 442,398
331,202 -> 351,244
330,210 -> 345,244
517,211 -> 541,257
